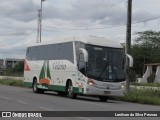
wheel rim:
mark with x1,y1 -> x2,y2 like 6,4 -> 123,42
68,82 -> 73,96
33,82 -> 37,92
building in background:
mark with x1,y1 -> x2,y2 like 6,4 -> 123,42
0,58 -> 24,75
4,58 -> 24,69
0,59 -> 5,75
0,59 -> 4,69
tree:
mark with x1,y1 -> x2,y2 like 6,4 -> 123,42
7,61 -> 24,76
131,30 -> 160,76
135,31 -> 160,49
13,61 -> 24,73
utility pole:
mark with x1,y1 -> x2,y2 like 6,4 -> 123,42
40,0 -> 46,43
37,9 -> 41,43
125,0 -> 132,93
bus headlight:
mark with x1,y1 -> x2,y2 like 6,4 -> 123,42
121,83 -> 125,89
87,78 -> 95,86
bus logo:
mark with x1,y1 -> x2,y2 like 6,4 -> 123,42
39,60 -> 51,85
2,112 -> 11,117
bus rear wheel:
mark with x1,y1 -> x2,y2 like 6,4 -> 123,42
99,96 -> 108,102
33,79 -> 44,94
67,81 -> 77,99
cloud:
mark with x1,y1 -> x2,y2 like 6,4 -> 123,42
0,0 -> 160,59
0,0 -> 38,22
42,0 -> 159,27
40,0 -> 127,26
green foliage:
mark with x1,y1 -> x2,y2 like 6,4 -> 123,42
123,89 -> 160,105
0,79 -> 24,87
147,73 -> 155,83
5,61 -> 24,76
111,89 -> 160,105
131,30 -> 160,76
129,69 -> 136,82
13,61 -> 24,72
135,31 -> 160,49
131,82 -> 160,87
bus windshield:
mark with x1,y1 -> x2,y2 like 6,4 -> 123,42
86,45 -> 125,82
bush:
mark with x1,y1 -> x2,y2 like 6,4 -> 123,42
0,79 -> 23,87
121,89 -> 160,105
147,73 -> 155,83
111,88 -> 160,105
129,70 -> 137,82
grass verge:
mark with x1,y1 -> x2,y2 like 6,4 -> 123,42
112,88 -> 160,105
0,79 -> 24,87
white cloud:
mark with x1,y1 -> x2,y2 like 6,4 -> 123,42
0,0 -> 160,59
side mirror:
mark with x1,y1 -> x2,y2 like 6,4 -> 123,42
125,53 -> 133,67
77,53 -> 83,68
78,48 -> 88,62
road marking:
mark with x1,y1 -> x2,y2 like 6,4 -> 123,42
0,96 -> 29,105
0,96 -> 11,100
39,106 -> 55,111
77,117 -> 92,120
16,100 -> 28,105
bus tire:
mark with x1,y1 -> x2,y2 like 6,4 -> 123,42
33,79 -> 44,94
99,96 -> 108,102
67,80 -> 77,99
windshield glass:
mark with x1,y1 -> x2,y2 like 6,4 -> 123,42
86,45 -> 125,82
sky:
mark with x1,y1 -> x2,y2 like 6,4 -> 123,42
0,0 -> 160,59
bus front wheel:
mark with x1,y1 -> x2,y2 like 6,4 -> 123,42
33,79 -> 44,94
67,81 -> 77,99
99,96 -> 108,102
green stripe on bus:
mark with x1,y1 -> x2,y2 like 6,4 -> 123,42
23,82 -> 84,94
23,82 -> 32,88
49,85 -> 66,91
50,85 -> 84,94
73,87 -> 84,94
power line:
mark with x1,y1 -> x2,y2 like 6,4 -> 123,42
132,16 -> 160,25
42,24 -> 124,30
11,29 -> 36,44
1,29 -> 36,46
42,16 -> 160,31
0,29 -> 36,55
0,51 -> 25,54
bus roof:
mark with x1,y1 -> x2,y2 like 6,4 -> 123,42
30,36 -> 123,48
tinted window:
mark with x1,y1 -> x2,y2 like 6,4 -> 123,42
86,45 -> 125,82
26,42 -> 74,63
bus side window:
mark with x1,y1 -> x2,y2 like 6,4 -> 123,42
78,53 -> 85,75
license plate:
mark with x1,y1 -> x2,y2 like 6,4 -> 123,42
104,91 -> 111,94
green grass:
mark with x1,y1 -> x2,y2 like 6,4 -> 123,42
124,89 -> 160,105
112,89 -> 160,105
131,82 -> 160,87
0,79 -> 24,87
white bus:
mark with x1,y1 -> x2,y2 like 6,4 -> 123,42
24,36 -> 133,101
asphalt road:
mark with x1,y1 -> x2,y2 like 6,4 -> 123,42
0,85 -> 159,120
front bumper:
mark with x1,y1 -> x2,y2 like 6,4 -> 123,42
84,84 -> 125,97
